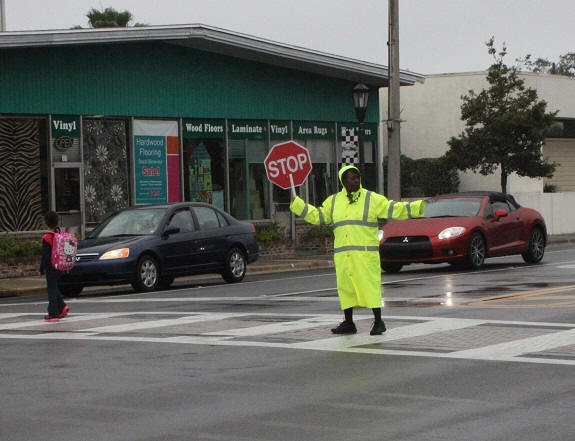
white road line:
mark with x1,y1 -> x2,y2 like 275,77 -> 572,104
202,316 -> 337,337
1,313 -> 574,366
292,317 -> 486,350
78,312 -> 245,333
0,313 -> 31,319
0,313 -> 129,330
451,328 -> 575,359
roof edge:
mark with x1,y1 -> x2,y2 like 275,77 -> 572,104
0,24 -> 425,86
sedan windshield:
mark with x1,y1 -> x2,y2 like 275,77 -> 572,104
424,197 -> 482,218
88,208 -> 167,238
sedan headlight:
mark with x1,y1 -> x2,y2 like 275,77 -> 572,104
438,227 -> 466,240
99,248 -> 130,260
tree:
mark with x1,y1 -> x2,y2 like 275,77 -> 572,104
519,52 -> 575,77
87,7 -> 133,28
383,155 -> 459,197
444,38 -> 557,193
410,157 -> 460,197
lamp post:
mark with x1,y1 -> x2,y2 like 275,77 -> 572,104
352,83 -> 369,177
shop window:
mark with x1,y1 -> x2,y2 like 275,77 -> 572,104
54,168 -> 80,213
228,139 -> 269,220
336,135 -> 377,191
0,118 -> 47,231
293,139 -> 337,207
548,119 -> 575,138
83,119 -> 130,224
183,139 -> 225,210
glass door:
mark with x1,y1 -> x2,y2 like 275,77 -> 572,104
52,165 -> 82,235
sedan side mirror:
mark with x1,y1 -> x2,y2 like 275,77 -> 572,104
162,226 -> 180,238
494,209 -> 508,220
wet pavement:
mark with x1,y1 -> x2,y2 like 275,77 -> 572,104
2,242 -> 575,441
2,232 -> 575,298
0,254 -> 335,297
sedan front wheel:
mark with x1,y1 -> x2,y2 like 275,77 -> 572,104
131,255 -> 160,292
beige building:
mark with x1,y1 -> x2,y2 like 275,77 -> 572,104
380,72 -> 575,193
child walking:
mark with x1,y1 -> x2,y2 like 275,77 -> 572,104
39,211 -> 70,322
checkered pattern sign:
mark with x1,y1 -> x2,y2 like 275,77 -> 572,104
340,128 -> 359,166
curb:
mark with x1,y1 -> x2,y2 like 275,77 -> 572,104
0,259 -> 335,298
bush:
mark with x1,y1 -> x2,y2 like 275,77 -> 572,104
303,225 -> 333,240
411,156 -> 460,197
544,183 -> 557,193
384,155 -> 460,197
255,222 -> 285,245
0,235 -> 42,258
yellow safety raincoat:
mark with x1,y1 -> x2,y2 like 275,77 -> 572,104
290,165 -> 425,310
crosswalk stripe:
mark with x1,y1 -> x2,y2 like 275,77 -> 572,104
452,328 -> 575,359
1,312 -> 574,366
78,313 -> 244,333
292,317 -> 486,350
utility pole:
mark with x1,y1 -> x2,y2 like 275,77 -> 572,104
387,0 -> 401,200
0,0 -> 6,32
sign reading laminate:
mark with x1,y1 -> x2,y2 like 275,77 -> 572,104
228,120 -> 267,140
133,119 -> 179,205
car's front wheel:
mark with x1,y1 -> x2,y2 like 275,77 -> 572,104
381,262 -> 403,273
522,227 -> 545,263
59,284 -> 83,297
131,255 -> 160,292
221,247 -> 247,283
466,232 -> 486,269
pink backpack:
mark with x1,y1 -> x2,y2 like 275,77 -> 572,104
50,229 -> 78,273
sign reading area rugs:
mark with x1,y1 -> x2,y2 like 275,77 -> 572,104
133,119 -> 180,204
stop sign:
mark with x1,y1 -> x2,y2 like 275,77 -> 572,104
264,141 -> 312,189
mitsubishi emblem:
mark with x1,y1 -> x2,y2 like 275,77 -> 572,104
402,237 -> 409,243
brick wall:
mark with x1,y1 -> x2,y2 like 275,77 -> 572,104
294,221 -> 334,254
0,256 -> 40,278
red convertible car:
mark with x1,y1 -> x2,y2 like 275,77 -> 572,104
379,192 -> 547,273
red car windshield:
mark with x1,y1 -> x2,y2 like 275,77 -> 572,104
424,197 -> 482,218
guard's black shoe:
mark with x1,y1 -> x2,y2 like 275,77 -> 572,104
331,320 -> 357,334
370,319 -> 387,335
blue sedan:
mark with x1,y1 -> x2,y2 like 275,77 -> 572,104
58,202 -> 259,296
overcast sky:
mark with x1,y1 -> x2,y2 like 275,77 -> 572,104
3,0 -> 573,75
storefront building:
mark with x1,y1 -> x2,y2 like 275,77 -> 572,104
0,25 -> 423,234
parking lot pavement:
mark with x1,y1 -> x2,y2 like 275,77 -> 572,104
0,254 -> 335,298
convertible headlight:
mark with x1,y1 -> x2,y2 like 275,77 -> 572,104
378,229 -> 384,241
438,227 -> 466,240
99,248 -> 130,260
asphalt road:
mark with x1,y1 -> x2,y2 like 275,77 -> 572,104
1,245 -> 574,441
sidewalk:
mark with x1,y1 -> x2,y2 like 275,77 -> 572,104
0,254 -> 335,298
2,233 -> 575,299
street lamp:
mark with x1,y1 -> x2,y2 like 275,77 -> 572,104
352,83 -> 369,176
